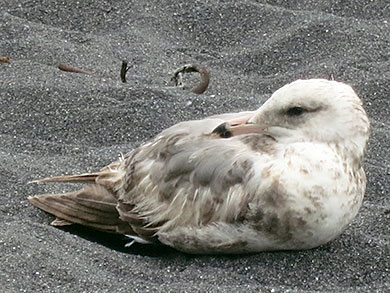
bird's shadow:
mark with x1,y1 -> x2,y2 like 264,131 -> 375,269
60,224 -> 180,257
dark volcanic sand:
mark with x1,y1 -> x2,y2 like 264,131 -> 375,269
0,1 -> 389,292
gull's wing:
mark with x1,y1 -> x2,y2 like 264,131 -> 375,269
29,113 -> 277,249
115,117 -> 277,242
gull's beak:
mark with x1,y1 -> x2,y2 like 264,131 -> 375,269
229,123 -> 265,136
212,114 -> 264,138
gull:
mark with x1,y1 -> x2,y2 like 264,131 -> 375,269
29,79 -> 370,254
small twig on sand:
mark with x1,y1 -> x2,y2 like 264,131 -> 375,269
171,64 -> 210,94
58,64 -> 94,75
120,60 -> 132,83
120,61 -> 128,82
0,56 -> 10,63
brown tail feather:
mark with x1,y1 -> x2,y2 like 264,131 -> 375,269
28,173 -> 100,184
28,185 -> 134,234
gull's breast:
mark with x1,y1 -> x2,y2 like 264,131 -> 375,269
246,142 -> 366,250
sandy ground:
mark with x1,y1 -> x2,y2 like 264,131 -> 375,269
0,1 -> 389,292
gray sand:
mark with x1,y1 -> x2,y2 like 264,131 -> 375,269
0,1 -> 389,292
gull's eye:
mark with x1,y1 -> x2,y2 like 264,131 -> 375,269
286,106 -> 306,116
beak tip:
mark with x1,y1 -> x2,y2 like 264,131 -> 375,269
212,122 -> 232,138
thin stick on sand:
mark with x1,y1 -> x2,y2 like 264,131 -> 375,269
58,64 -> 94,75
171,64 -> 210,94
120,60 -> 132,83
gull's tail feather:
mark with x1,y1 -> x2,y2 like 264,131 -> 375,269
28,185 -> 134,234
28,173 -> 100,184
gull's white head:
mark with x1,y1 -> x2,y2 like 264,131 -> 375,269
248,79 -> 370,163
